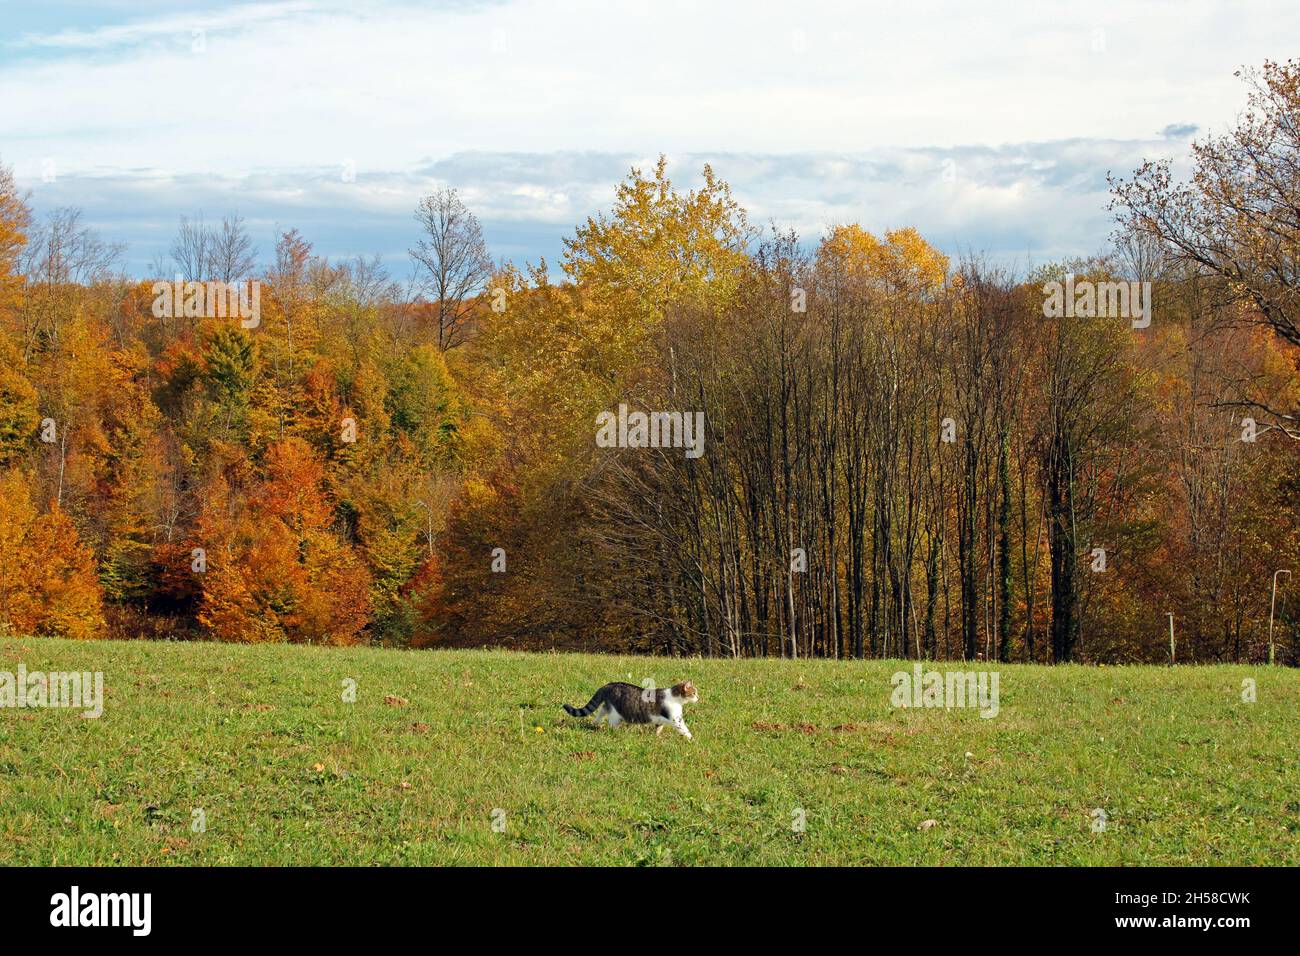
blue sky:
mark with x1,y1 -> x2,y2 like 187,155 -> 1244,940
1,0 -> 1293,277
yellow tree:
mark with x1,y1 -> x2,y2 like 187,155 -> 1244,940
0,469 -> 106,639
563,155 -> 751,349
0,160 -> 30,317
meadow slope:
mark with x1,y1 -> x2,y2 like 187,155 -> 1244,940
1,636 -> 1297,865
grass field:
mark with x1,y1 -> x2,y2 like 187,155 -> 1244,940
1,636 -> 1298,865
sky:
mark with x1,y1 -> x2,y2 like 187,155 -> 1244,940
1,0 -> 1292,277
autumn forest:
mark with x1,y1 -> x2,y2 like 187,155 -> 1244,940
2,62 -> 1298,666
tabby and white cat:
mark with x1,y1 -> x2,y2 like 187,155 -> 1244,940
563,681 -> 699,740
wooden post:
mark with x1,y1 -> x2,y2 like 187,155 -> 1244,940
1270,570 -> 1292,666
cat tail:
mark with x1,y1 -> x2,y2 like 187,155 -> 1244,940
563,688 -> 606,718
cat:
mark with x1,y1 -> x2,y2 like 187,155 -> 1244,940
563,681 -> 698,740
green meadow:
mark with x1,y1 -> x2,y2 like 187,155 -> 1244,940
1,636 -> 1297,865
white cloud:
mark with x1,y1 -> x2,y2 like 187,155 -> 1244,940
0,0 -> 1285,272
19,142 -> 1181,275
8,1 -> 320,51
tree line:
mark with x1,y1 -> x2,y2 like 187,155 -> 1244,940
0,62 -> 1297,663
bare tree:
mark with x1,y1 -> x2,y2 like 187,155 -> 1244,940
409,188 -> 493,350
1112,60 -> 1300,350
169,213 -> 257,282
169,214 -> 212,281
210,214 -> 257,283
23,207 -> 122,287
19,207 -> 123,357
